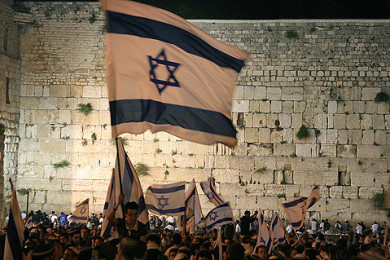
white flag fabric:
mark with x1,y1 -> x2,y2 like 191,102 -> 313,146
269,212 -> 286,251
4,185 -> 25,260
282,186 -> 320,230
145,182 -> 185,216
115,137 -> 148,224
101,169 -> 116,239
185,179 -> 203,234
255,210 -> 271,251
200,177 -> 224,207
69,199 -> 89,224
198,202 -> 234,231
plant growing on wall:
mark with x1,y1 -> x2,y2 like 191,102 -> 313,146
89,13 -> 97,24
254,167 -> 267,174
17,188 -> 31,195
135,163 -> 149,176
285,30 -> 299,39
372,192 -> 385,210
91,133 -> 97,144
77,103 -> 93,116
374,92 -> 390,103
296,125 -> 310,139
53,160 -> 70,169
0,123 -> 5,135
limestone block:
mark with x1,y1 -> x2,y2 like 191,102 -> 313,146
214,155 -> 232,169
230,156 -> 254,171
266,114 -> 279,128
279,114 -> 291,128
385,115 -> 390,129
323,171 -> 338,186
247,144 -> 272,156
346,114 -> 360,129
219,183 -> 246,196
285,185 -> 300,197
38,97 -> 58,110
243,86 -> 255,100
254,156 -> 276,170
351,172 -> 375,186
325,198 -> 350,212
374,130 -> 387,145
361,87 -> 381,100
362,130 -> 375,144
47,191 -> 91,205
270,101 -> 282,113
353,101 -> 365,114
61,125 -> 83,139
296,144 -> 314,157
61,179 -> 93,191
233,85 -> 244,99
82,85 -> 102,98
282,101 -> 294,113
236,195 -> 258,210
259,101 -> 270,113
329,186 -> 342,198
245,183 -> 266,195
342,186 -> 358,199
303,171 -> 323,186
273,144 -> 295,157
337,130 -> 362,145
245,128 -> 259,143
39,138 -> 66,152
372,115 -> 385,129
20,97 -> 39,109
212,169 -> 240,183
357,145 -> 381,158
252,113 -> 267,127
293,101 -> 306,113
267,87 -> 281,100
257,196 -> 280,209
328,101 -> 338,114
314,114 -> 327,129
232,100 -> 249,112
358,187 -> 384,199
249,101 -> 260,113
374,173 -> 390,188
320,145 -> 336,157
337,145 -> 357,158
254,86 -> 267,100
281,87 -> 303,100
333,114 -> 346,129
71,111 -> 99,125
258,128 -> 270,143
98,111 -> 110,125
291,114 -> 303,129
18,178 -> 61,191
327,114 -> 334,128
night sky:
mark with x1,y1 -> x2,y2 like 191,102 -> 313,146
15,0 -> 390,19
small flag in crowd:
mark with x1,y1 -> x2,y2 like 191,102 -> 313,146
255,210 -> 271,252
101,169 -> 115,239
4,179 -> 25,260
101,0 -> 249,147
25,216 -> 34,229
115,137 -> 148,224
198,202 -> 234,231
184,179 -> 203,234
69,199 -> 89,224
282,186 -> 320,230
200,177 -> 224,207
269,212 -> 286,252
214,229 -> 223,260
145,182 -> 185,216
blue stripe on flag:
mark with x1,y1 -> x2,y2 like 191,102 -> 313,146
282,197 -> 307,208
146,204 -> 185,214
106,11 -> 245,73
70,216 -> 88,220
210,179 -> 224,204
206,217 -> 233,230
7,210 -> 23,260
148,185 -> 185,194
109,100 -> 237,138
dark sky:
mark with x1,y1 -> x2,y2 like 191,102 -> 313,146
16,0 -> 390,18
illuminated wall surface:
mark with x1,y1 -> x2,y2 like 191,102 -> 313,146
0,1 -> 389,224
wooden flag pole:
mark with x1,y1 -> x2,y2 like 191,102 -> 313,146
384,220 -> 389,247
115,137 -> 125,217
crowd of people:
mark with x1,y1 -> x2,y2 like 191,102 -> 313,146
1,203 -> 389,259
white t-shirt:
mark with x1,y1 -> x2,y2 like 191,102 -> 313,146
236,223 -> 241,233
311,221 -> 317,231
372,223 -> 379,233
356,224 -> 363,234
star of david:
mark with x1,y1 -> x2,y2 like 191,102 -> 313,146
80,206 -> 87,215
148,49 -> 181,94
157,195 -> 169,209
209,211 -> 218,221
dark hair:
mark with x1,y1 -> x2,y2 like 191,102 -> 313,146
172,233 -> 182,245
255,245 -> 267,254
147,233 -> 161,246
228,242 -> 245,259
296,245 -> 304,254
125,201 -> 139,212
196,249 -> 213,260
119,237 -> 137,259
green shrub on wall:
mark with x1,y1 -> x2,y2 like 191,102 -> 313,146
372,192 -> 385,210
0,123 -> 5,135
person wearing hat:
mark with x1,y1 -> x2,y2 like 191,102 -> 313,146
108,194 -> 148,242
31,244 -> 54,260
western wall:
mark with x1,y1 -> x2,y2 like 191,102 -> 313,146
0,1 -> 389,225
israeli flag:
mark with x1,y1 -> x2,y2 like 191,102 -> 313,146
145,182 -> 185,215
115,137 -> 148,224
198,202 -> 234,231
282,186 -> 320,230
25,216 -> 34,229
4,182 -> 25,260
255,210 -> 271,251
69,198 -> 89,224
101,169 -> 115,239
185,179 -> 203,234
269,212 -> 286,252
200,177 -> 224,207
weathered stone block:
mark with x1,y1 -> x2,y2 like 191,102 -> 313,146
267,87 -> 281,100
232,100 -> 249,112
357,145 -> 381,158
281,87 -> 303,100
245,128 -> 259,143
351,172 -> 375,186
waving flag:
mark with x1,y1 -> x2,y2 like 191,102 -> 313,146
116,137 -> 148,224
101,170 -> 115,238
200,177 -> 224,207
25,216 -> 34,229
255,210 -> 271,252
4,180 -> 25,260
185,179 -> 203,234
69,199 -> 89,224
145,182 -> 185,215
101,0 -> 249,147
282,186 -> 320,230
198,202 -> 234,231
269,212 -> 286,252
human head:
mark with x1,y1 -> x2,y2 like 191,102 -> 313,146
255,245 -> 268,260
31,244 -> 54,260
118,237 -> 137,259
124,202 -> 139,226
196,249 -> 213,260
228,242 -> 245,259
71,230 -> 82,246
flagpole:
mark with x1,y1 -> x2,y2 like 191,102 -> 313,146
384,220 -> 389,247
115,137 -> 125,217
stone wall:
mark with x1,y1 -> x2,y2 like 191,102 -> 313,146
5,1 -> 390,224
0,0 -> 22,223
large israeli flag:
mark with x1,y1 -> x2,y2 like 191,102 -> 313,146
115,137 -> 148,224
185,179 -> 203,234
198,202 -> 234,231
101,169 -> 115,239
101,0 -> 249,147
269,212 -> 286,252
255,210 -> 271,251
69,199 -> 89,224
4,182 -> 25,260
145,182 -> 185,216
282,186 -> 320,230
200,177 -> 224,207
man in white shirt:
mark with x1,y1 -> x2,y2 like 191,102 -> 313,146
235,220 -> 241,234
372,222 -> 379,233
356,223 -> 363,234
311,219 -> 317,234
21,211 -> 27,220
